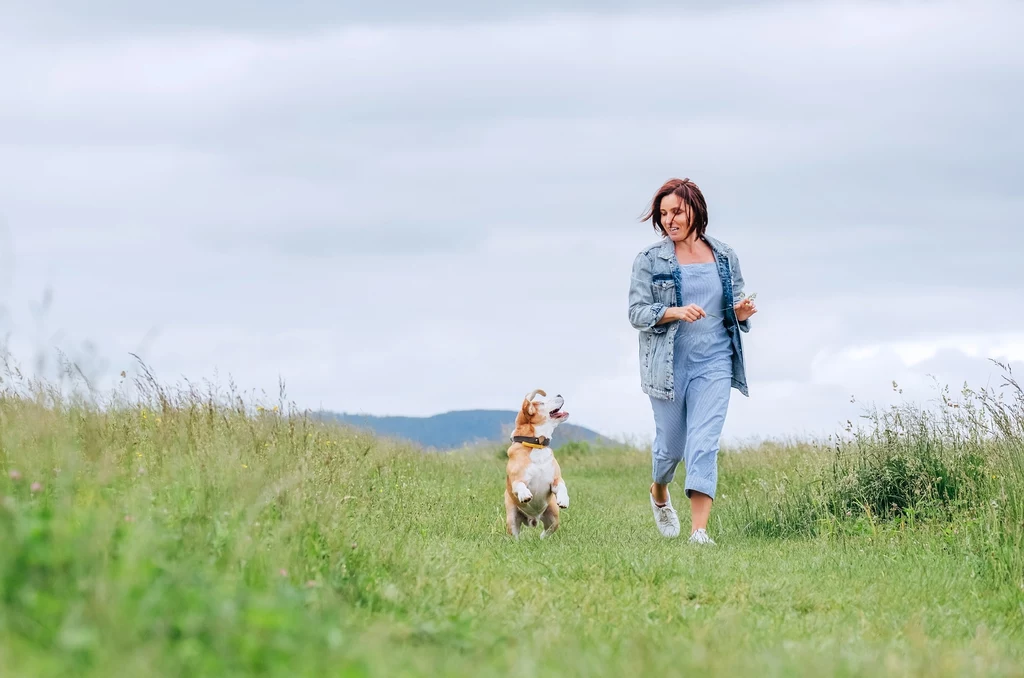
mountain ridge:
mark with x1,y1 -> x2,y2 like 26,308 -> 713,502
317,408 -> 613,451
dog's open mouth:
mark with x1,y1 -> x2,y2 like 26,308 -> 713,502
550,407 -> 568,419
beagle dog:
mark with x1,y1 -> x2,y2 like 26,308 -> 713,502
504,389 -> 570,538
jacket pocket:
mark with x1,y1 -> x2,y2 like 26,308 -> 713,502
650,276 -> 676,307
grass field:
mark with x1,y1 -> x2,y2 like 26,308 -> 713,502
2,363 -> 1024,677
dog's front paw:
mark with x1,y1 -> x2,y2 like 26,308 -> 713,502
512,482 -> 533,503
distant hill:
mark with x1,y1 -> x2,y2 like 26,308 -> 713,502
317,409 -> 613,451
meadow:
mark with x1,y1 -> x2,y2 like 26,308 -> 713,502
2,359 -> 1023,677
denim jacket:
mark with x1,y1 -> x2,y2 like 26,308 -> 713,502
628,234 -> 751,400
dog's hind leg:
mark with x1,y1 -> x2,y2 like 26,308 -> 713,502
539,496 -> 560,539
505,490 -> 526,538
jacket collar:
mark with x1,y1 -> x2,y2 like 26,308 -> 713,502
657,234 -> 727,260
657,237 -> 674,260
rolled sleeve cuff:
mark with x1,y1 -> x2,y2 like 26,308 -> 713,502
648,303 -> 668,333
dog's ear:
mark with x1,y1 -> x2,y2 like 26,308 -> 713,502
520,389 -> 545,418
522,397 -> 536,417
522,389 -> 546,417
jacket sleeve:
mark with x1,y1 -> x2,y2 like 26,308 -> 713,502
628,251 -> 668,334
730,249 -> 751,333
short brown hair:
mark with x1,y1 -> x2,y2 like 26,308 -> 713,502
640,177 -> 709,241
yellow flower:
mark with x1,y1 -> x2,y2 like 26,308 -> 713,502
242,464 -> 249,469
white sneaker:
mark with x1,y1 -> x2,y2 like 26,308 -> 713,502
688,528 -> 716,545
650,491 -> 681,538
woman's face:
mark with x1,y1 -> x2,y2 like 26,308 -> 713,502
659,193 -> 691,241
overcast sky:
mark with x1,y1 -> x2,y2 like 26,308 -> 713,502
0,0 -> 1021,444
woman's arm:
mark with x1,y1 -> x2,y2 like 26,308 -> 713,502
629,252 -> 708,330
729,249 -> 752,332
628,252 -> 668,333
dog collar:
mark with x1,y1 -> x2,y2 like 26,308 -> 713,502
512,435 -> 550,449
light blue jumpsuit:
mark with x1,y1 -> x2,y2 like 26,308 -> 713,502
649,262 -> 733,500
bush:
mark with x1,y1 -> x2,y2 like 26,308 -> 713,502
555,440 -> 592,457
820,375 -> 1005,523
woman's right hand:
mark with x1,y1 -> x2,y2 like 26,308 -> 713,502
671,304 -> 706,322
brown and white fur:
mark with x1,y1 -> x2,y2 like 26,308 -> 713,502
504,389 -> 571,539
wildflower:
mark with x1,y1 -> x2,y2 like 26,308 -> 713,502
9,470 -> 21,481
31,482 -> 42,493
279,569 -> 288,577
242,464 -> 249,469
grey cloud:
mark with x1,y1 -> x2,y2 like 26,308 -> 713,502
4,0 -> 794,36
3,6 -> 1019,252
0,1 -> 1021,441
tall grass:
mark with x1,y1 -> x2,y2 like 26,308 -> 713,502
969,362 -> 1024,588
1,351 -> 1023,676
717,361 -> 1024,591
0,355 -> 397,675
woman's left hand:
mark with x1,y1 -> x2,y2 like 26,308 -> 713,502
734,297 -> 758,322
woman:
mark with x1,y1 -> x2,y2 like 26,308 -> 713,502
627,177 -> 757,544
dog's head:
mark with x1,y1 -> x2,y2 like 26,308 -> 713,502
513,389 -> 569,442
